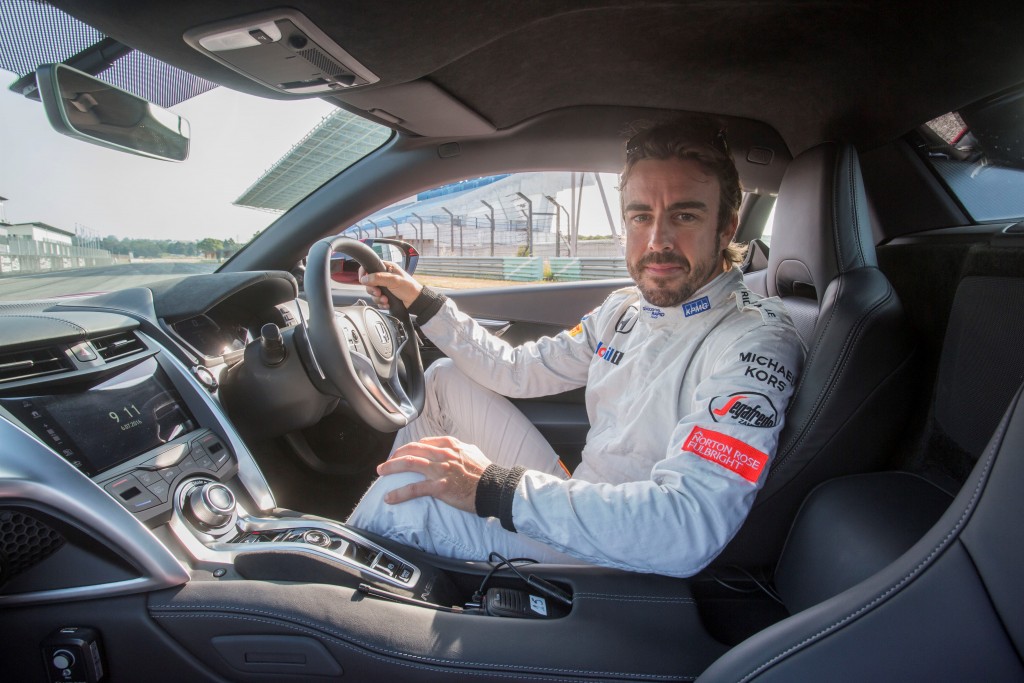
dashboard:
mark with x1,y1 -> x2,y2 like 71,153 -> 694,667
0,272 -> 296,597
0,270 -> 300,472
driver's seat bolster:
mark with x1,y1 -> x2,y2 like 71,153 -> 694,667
697,384 -> 1024,682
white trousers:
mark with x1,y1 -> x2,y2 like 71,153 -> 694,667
347,359 -> 584,565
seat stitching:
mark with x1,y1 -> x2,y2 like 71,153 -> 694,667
770,280 -> 894,476
847,149 -> 867,269
832,148 -> 844,270
775,286 -> 890,465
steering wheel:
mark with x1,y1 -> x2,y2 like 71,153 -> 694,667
304,236 -> 425,432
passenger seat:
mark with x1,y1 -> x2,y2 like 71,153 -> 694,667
698,380 -> 1024,682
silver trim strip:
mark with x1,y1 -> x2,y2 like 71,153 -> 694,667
167,480 -> 421,590
0,415 -> 190,606
152,333 -> 276,512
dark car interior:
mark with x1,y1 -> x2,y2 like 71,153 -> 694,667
2,1 -> 1024,681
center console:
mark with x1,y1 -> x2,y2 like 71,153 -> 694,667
168,476 -> 425,593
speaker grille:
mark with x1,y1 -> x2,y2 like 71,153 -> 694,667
298,47 -> 347,77
0,509 -> 65,585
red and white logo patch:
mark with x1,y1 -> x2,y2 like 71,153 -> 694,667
682,426 -> 769,484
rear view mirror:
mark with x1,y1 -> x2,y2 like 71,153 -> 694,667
330,238 -> 420,284
36,63 -> 190,161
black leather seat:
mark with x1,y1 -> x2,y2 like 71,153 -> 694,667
698,383 -> 1024,682
717,142 -> 915,567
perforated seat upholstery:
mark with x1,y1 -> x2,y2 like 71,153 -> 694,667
716,142 -> 915,567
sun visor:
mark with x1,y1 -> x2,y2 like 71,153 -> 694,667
183,9 -> 378,96
340,80 -> 496,137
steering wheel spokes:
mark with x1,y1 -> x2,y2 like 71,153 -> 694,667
304,236 -> 425,432
338,305 -> 416,418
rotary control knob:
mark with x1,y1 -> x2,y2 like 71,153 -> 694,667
184,482 -> 236,530
51,649 -> 75,670
302,529 -> 332,547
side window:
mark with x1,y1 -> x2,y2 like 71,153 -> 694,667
920,100 -> 1024,222
339,173 -> 771,289
339,172 -> 628,288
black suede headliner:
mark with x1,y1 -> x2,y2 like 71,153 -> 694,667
51,0 -> 1024,155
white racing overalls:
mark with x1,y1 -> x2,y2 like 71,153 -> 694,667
348,267 -> 804,577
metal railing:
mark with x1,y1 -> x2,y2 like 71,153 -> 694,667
416,256 -> 629,282
0,238 -> 116,274
1,237 -> 112,259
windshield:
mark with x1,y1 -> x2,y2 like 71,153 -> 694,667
0,4 -> 391,301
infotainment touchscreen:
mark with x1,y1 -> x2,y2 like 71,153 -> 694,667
0,357 -> 196,477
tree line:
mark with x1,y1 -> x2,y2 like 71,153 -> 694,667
75,236 -> 245,259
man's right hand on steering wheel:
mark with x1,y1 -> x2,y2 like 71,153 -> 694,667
359,262 -> 422,309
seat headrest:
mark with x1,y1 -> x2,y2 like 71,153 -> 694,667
767,142 -> 877,301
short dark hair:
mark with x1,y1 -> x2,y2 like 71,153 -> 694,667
619,117 -> 746,265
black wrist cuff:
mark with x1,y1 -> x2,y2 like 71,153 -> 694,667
475,465 -> 527,532
407,286 -> 446,323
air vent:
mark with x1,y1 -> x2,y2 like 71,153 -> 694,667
92,331 -> 144,361
0,346 -> 72,383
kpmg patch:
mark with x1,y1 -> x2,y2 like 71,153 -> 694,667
682,296 -> 711,317
682,426 -> 769,484
709,392 -> 778,428
615,305 -> 639,334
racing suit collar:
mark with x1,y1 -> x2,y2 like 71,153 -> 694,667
635,267 -> 742,324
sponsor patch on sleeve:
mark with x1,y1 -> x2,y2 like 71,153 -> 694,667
709,392 -> 778,427
682,426 -> 769,484
735,289 -> 779,323
568,307 -> 599,337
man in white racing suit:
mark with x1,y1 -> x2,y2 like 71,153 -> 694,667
348,119 -> 804,577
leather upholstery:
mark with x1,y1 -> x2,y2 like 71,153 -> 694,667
698,386 -> 1024,682
719,142 -> 915,567
149,565 -> 728,681
767,144 -> 878,298
774,472 -> 952,614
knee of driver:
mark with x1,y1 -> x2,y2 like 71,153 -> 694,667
348,471 -> 427,530
424,357 -> 455,384
426,358 -> 480,397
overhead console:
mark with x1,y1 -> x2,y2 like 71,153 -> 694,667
183,9 -> 379,95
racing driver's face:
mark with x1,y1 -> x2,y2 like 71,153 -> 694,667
622,158 -> 738,307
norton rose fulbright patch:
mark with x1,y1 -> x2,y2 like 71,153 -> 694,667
682,426 -> 769,484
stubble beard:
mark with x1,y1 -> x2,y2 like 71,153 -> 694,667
628,243 -> 722,308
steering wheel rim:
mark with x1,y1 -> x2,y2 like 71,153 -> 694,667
304,236 -> 425,432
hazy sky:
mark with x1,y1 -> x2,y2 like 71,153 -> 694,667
0,68 -> 336,243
